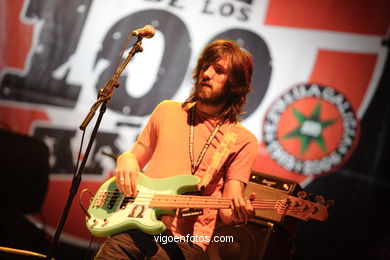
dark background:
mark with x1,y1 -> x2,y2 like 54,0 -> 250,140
292,38 -> 390,260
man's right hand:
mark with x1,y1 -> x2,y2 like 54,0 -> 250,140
115,152 -> 140,196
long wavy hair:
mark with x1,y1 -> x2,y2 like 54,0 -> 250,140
182,40 -> 253,123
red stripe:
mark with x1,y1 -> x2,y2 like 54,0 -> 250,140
265,0 -> 390,36
41,180 -> 105,241
0,105 -> 49,134
309,50 -> 377,111
0,0 -> 33,70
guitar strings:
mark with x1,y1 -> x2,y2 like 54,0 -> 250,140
94,191 -> 321,212
96,190 -> 281,203
96,191 -> 281,206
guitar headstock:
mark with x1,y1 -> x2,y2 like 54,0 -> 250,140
277,193 -> 332,221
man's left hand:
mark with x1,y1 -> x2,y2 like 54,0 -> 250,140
230,192 -> 256,225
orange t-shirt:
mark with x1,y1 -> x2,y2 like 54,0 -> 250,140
137,100 -> 258,250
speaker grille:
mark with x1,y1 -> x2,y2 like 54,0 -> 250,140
244,171 -> 301,223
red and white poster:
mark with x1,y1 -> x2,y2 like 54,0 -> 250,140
1,0 -> 389,247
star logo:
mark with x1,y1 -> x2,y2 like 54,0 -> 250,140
263,84 -> 360,176
282,103 -> 337,155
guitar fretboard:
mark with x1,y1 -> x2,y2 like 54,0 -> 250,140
94,191 -> 328,221
149,194 -> 281,210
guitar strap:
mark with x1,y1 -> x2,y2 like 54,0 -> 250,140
183,102 -> 240,190
180,123 -> 239,218
197,123 -> 239,191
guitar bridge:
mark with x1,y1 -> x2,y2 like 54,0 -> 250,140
94,191 -> 109,207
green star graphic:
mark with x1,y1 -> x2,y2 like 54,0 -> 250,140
282,102 -> 337,155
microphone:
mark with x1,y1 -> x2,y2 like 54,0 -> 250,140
131,25 -> 155,39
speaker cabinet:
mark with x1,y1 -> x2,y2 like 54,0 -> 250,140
244,171 -> 302,224
207,220 -> 294,260
207,172 -> 301,259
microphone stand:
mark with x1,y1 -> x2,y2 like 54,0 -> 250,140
46,37 -> 145,260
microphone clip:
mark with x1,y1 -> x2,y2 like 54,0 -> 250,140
131,25 -> 155,39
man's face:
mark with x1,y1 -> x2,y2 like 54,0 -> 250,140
195,57 -> 230,106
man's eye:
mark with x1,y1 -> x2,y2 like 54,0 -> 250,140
215,67 -> 226,74
202,65 -> 211,72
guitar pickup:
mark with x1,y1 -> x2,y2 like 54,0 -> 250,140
106,189 -> 121,210
120,196 -> 135,209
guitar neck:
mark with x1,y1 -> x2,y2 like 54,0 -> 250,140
148,194 -> 328,221
149,194 -> 277,210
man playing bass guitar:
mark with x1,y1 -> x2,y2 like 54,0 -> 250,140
95,39 -> 258,259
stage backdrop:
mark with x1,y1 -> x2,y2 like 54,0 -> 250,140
1,0 -> 389,247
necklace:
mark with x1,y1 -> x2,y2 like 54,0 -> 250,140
189,107 -> 223,175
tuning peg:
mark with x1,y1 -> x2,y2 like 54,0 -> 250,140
308,193 -> 318,202
315,195 -> 326,205
297,191 -> 307,199
325,199 -> 335,207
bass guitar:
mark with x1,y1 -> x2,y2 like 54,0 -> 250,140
81,174 -> 329,237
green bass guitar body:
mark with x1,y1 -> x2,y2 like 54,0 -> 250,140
86,174 -> 200,237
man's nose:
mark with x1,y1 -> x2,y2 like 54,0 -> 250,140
203,66 -> 214,78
